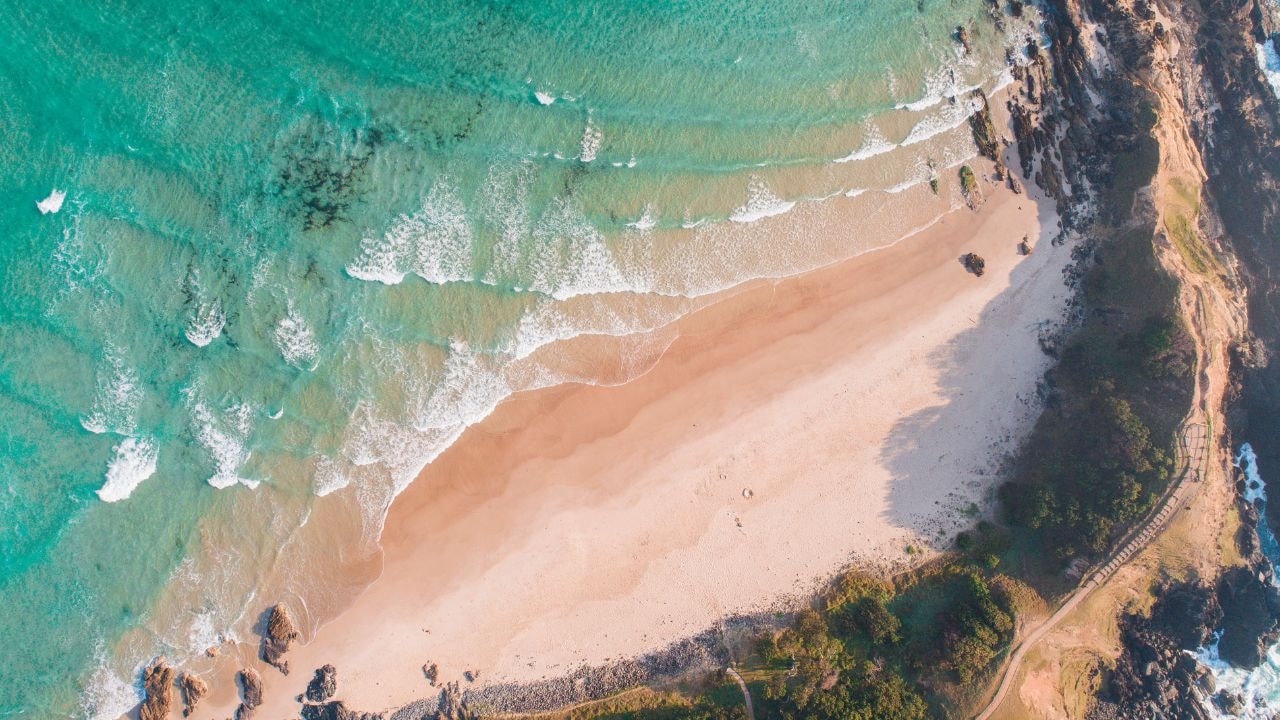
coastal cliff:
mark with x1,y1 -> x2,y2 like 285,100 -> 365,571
1002,0 -> 1280,716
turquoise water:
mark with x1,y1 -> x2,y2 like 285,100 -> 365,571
0,1 -> 1034,716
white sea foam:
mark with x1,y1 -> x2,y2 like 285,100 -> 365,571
835,123 -> 895,164
530,196 -> 636,299
79,653 -> 140,720
37,188 -> 66,214
627,206 -> 657,231
186,609 -> 222,655
275,303 -> 319,369
730,178 -> 796,223
901,92 -> 982,147
185,299 -> 225,347
1258,40 -> 1280,99
347,181 -> 474,286
884,177 -> 922,194
189,396 -> 256,490
97,437 -> 158,502
81,351 -> 141,436
844,188 -> 867,198
535,90 -> 556,105
895,63 -> 982,113
313,455 -> 350,497
579,118 -> 602,162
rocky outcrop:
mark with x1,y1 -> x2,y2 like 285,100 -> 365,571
961,252 -> 987,277
967,90 -> 1001,163
236,668 -> 264,720
1088,583 -> 1219,720
261,602 -> 300,675
1216,560 -> 1280,667
307,663 -> 339,703
301,700 -> 385,720
139,658 -> 174,720
178,671 -> 208,717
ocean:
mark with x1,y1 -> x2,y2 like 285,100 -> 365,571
1195,444 -> 1280,718
0,1 -> 1039,716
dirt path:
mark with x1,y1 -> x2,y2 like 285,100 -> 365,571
726,667 -> 754,720
973,421 -> 1209,720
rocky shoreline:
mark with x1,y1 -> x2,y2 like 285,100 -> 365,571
1088,493 -> 1280,719
1085,0 -> 1280,716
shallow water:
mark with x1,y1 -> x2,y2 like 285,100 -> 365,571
0,1 -> 1040,715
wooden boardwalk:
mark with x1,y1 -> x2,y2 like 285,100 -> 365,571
974,421 -> 1209,720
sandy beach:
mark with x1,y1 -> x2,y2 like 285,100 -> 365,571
195,157 -> 1075,717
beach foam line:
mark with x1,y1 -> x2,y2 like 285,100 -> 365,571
730,178 -> 796,223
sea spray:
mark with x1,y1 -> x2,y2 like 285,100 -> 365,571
1194,444 -> 1280,717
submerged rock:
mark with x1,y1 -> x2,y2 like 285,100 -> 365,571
261,602 -> 300,674
307,664 -> 339,702
178,671 -> 208,717
139,658 -> 174,720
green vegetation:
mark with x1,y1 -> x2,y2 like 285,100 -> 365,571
998,218 -> 1193,564
959,165 -> 978,198
1166,178 -> 1224,278
751,561 -> 1030,718
565,53 -> 1199,720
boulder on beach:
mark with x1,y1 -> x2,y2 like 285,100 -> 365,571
961,253 -> 987,277
261,602 -> 300,674
178,671 -> 208,717
307,664 -> 339,702
423,662 -> 439,685
139,658 -> 174,720
236,667 -> 264,720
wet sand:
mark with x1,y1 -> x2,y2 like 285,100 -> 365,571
199,165 -> 1073,717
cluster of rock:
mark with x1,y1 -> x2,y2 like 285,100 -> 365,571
178,671 -> 208,717
1089,473 -> 1280,717
1086,584 -> 1220,720
961,253 -> 987,277
462,632 -> 725,715
139,659 -> 174,720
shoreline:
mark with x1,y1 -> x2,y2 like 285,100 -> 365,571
199,156 -> 1074,717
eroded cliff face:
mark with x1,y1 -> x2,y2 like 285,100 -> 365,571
1039,0 -> 1280,716
1193,0 -> 1280,518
